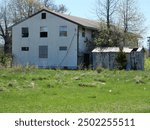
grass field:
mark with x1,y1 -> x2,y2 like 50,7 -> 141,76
0,60 -> 150,113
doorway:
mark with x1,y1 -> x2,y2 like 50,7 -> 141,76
84,53 -> 90,68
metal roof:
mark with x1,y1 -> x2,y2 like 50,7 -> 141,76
137,47 -> 144,52
92,47 -> 133,53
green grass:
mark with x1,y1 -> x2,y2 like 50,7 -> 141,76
0,61 -> 150,113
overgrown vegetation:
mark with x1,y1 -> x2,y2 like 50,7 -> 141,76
115,48 -> 127,70
93,26 -> 123,47
0,52 -> 12,68
95,0 -> 145,47
0,59 -> 150,113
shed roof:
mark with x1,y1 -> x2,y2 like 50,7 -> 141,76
137,47 -> 144,52
92,47 -> 133,53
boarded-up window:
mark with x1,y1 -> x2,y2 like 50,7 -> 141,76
22,27 -> 29,37
40,26 -> 48,37
59,26 -> 67,37
39,46 -> 48,58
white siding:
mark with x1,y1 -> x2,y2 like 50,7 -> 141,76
77,27 -> 93,67
78,27 -> 92,53
12,11 -> 78,69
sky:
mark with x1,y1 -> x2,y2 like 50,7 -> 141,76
55,0 -> 150,47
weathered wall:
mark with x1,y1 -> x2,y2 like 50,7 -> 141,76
12,10 -> 78,69
92,50 -> 144,70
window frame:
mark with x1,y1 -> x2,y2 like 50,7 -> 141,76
91,30 -> 95,38
21,47 -> 29,51
22,27 -> 29,38
82,27 -> 85,37
59,46 -> 67,51
39,46 -> 48,58
59,26 -> 67,37
40,32 -> 48,37
41,13 -> 46,19
40,26 -> 48,38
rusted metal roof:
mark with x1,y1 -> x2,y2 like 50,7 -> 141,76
92,47 -> 133,53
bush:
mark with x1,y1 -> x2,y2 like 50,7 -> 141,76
96,66 -> 103,73
0,52 -> 12,68
145,58 -> 150,70
116,49 -> 127,70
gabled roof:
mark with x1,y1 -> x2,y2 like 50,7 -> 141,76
12,9 -> 99,30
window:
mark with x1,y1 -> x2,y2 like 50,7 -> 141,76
59,26 -> 67,37
59,46 -> 67,51
21,47 -> 29,51
40,32 -> 48,37
40,26 -> 48,37
82,28 -> 85,37
22,27 -> 29,37
91,30 -> 95,38
39,46 -> 48,58
41,13 -> 46,19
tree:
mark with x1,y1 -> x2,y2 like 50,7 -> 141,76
0,4 -> 12,54
115,47 -> 127,70
94,0 -> 145,48
93,24 -> 123,47
8,0 -> 41,23
40,0 -> 67,13
8,0 -> 67,23
96,0 -> 119,29
95,0 -> 119,46
118,0 -> 145,46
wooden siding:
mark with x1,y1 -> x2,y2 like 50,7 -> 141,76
92,47 -> 144,70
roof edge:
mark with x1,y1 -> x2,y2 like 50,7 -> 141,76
10,9 -> 98,30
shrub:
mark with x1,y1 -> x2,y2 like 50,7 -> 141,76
0,52 -> 12,68
116,49 -> 127,70
145,58 -> 150,70
96,66 -> 103,73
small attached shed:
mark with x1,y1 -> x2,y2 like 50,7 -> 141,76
92,47 -> 144,70
130,48 -> 145,70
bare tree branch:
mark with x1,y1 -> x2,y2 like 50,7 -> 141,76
96,0 -> 119,29
117,0 -> 146,46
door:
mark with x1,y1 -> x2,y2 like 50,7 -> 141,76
84,53 -> 90,68
38,45 -> 48,68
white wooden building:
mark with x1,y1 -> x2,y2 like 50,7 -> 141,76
12,9 -> 99,69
